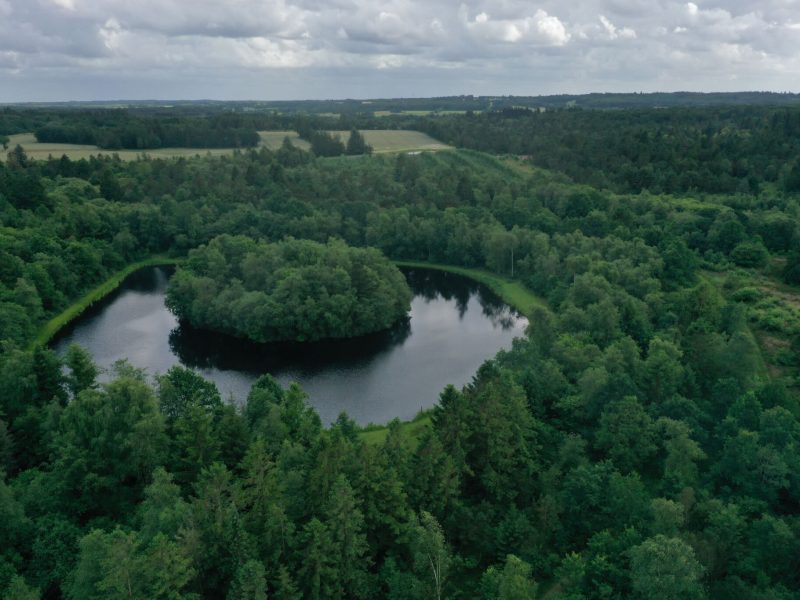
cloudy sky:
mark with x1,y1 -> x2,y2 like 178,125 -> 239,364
1,0 -> 799,101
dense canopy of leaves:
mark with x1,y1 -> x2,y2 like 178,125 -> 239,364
418,106 -> 800,195
166,236 -> 411,342
0,102 -> 799,598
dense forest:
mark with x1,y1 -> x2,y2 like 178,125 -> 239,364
166,236 -> 410,342
0,101 -> 799,599
417,106 -> 800,196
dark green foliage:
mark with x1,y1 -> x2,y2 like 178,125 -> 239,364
157,366 -> 223,423
0,105 -> 799,599
418,105 -> 800,195
784,250 -> 800,285
64,344 -> 98,398
166,236 -> 412,342
34,111 -> 260,149
346,129 -> 372,155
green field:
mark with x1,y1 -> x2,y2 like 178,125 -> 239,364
3,129 -> 448,161
345,130 -> 450,153
359,412 -> 433,447
2,133 -> 246,162
257,130 -> 311,151
373,110 -> 474,117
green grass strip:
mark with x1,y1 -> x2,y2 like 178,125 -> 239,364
359,412 -> 434,447
29,256 -> 184,349
394,259 -> 548,318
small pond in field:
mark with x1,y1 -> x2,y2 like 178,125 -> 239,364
53,266 -> 527,425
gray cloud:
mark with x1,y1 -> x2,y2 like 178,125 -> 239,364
1,0 -> 799,101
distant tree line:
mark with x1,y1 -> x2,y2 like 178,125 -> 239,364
34,114 -> 261,150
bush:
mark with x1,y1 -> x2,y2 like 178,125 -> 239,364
731,240 -> 769,268
731,287 -> 763,303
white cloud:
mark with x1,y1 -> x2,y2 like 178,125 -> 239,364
465,8 -> 570,46
0,0 -> 798,100
599,15 -> 636,39
535,10 -> 571,45
49,0 -> 75,10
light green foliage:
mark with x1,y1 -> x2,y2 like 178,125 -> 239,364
649,498 -> 685,536
411,511 -> 450,600
3,575 -> 40,600
67,529 -> 194,600
481,555 -> 538,600
630,535 -> 705,600
731,239 -> 769,268
554,553 -> 586,600
238,439 -> 293,571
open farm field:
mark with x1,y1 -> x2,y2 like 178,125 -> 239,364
2,133 -> 243,161
350,129 -> 450,152
2,129 -> 449,161
373,109 -> 473,117
256,130 -> 310,150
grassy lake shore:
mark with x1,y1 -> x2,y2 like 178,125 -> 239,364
29,256 -> 183,349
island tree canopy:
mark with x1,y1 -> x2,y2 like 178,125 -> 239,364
166,235 -> 412,343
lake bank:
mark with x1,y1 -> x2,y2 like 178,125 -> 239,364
34,256 -> 545,350
393,260 -> 547,318
30,256 -> 183,349
51,265 -> 528,425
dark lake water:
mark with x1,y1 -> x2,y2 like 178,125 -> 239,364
53,266 -> 527,425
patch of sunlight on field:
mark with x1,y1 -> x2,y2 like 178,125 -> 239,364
257,131 -> 311,150
373,110 -> 474,117
327,130 -> 451,153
